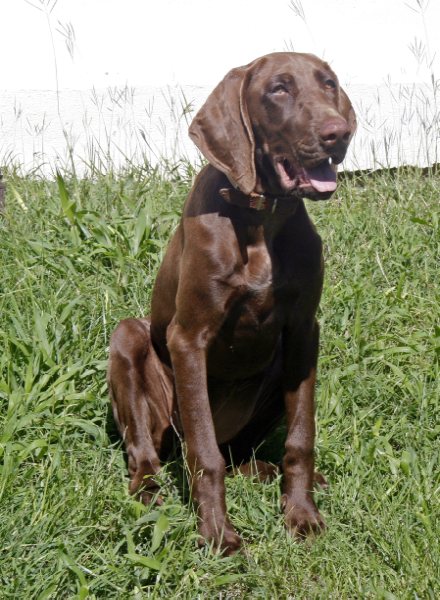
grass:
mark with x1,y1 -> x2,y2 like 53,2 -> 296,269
0,162 -> 439,598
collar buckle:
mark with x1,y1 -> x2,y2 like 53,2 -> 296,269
249,194 -> 267,210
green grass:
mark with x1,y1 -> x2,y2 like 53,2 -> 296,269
0,163 -> 439,598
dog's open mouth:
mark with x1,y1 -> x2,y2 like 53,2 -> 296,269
274,157 -> 337,195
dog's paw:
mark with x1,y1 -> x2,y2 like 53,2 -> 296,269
282,493 -> 326,538
198,519 -> 242,556
138,489 -> 164,506
313,471 -> 329,489
129,474 -> 163,506
234,460 -> 280,482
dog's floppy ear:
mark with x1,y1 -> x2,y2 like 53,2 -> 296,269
189,65 -> 256,195
339,87 -> 357,142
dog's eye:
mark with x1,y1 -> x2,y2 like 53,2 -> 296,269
272,84 -> 288,95
324,79 -> 336,90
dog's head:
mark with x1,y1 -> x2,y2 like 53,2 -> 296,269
189,52 -> 356,201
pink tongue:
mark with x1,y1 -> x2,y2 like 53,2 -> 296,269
305,162 -> 337,193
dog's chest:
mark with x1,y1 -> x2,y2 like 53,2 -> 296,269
228,242 -> 283,335
243,242 -> 274,295
208,237 -> 303,378
208,243 -> 281,379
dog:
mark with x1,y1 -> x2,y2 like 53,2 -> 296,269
108,52 -> 356,554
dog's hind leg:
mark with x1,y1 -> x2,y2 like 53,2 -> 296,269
108,317 -> 174,504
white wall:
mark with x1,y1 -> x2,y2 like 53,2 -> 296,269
1,0 -> 439,173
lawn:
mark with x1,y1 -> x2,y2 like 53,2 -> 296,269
0,163 -> 439,598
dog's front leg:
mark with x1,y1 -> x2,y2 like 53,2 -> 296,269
167,320 -> 241,555
282,319 -> 326,537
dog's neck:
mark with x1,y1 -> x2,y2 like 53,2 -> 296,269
219,187 -> 299,214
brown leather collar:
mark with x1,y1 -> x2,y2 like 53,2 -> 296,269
219,188 -> 298,214
219,187 -> 298,213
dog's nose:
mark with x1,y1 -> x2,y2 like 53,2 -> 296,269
319,118 -> 351,150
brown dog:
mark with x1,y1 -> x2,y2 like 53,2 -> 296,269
108,52 -> 356,554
